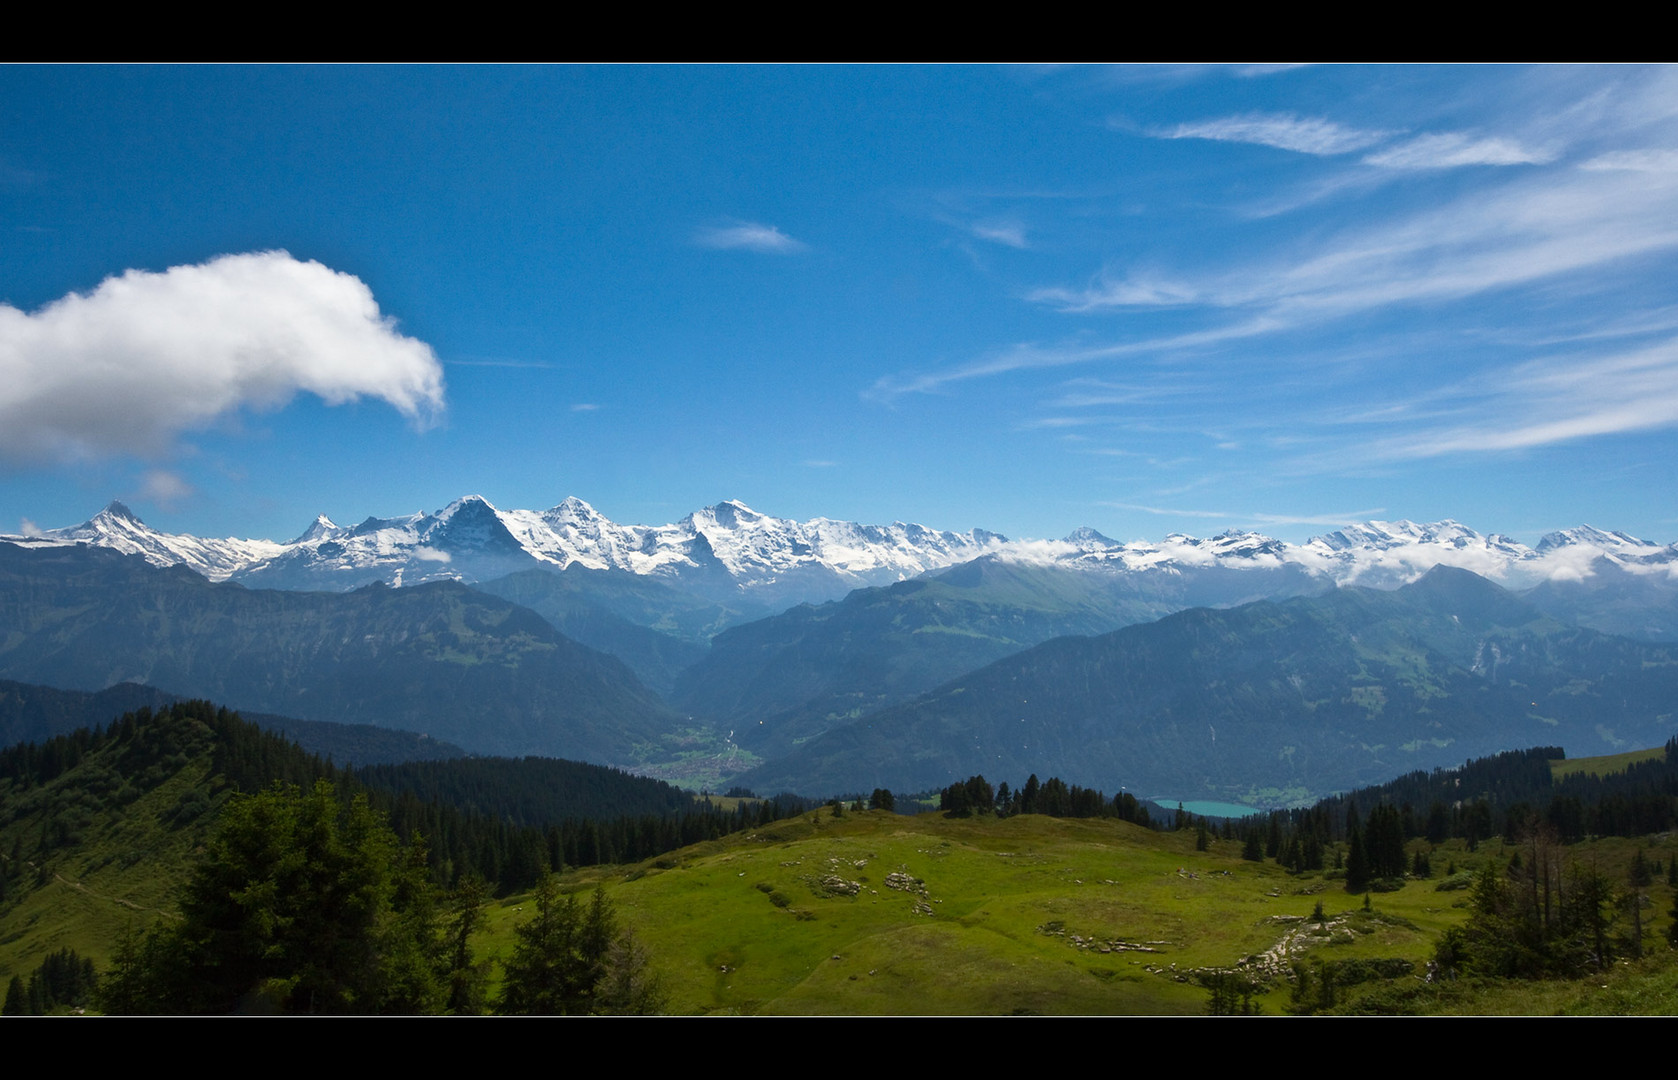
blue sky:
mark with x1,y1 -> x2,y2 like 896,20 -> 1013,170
3,64 -> 1677,546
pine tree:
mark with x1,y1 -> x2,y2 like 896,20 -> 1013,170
1345,818 -> 1370,892
445,876 -> 490,1015
499,878 -> 622,1015
99,780 -> 436,1014
2,975 -> 24,1016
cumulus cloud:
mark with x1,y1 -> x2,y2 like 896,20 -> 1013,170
1364,132 -> 1554,169
0,251 -> 445,463
1158,113 -> 1390,156
693,221 -> 807,254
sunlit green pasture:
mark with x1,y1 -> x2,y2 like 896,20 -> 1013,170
485,808 -> 1528,1015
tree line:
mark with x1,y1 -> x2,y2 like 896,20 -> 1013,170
934,773 -> 1155,826
0,700 -> 812,898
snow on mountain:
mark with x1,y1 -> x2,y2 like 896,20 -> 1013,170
0,497 -> 1005,602
6,498 -> 1674,607
4,501 -> 286,579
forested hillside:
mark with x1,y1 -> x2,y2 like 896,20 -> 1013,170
0,699 -> 811,1011
0,543 -> 679,762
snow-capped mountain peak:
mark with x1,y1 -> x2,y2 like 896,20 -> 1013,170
292,515 -> 341,544
1536,525 -> 1660,554
6,498 -> 1674,612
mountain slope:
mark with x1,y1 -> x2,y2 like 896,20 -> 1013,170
735,567 -> 1678,803
673,555 -> 1315,757
0,542 -> 679,763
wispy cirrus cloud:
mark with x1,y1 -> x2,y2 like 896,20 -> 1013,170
1363,132 -> 1555,169
693,221 -> 807,254
1371,337 -> 1678,460
1579,148 -> 1678,172
1157,112 -> 1391,156
1029,165 -> 1678,321
970,220 -> 1029,248
1026,273 -> 1201,313
0,251 -> 445,464
868,318 -> 1283,401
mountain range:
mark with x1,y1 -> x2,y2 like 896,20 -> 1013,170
10,498 -> 1678,624
5,497 -> 1678,804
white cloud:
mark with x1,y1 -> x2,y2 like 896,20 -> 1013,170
412,546 -> 452,563
1363,132 -> 1554,169
693,221 -> 807,254
867,318 -> 1281,400
17,518 -> 41,537
1159,112 -> 1389,156
1366,338 -> 1678,460
1579,148 -> 1678,172
571,403 -> 600,412
1026,273 -> 1201,312
1032,165 -> 1678,323
0,251 -> 445,464
137,469 -> 195,508
970,220 -> 1029,248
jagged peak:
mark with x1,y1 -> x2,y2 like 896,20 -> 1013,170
292,514 -> 340,544
699,499 -> 763,528
97,500 -> 143,525
1536,524 -> 1658,553
439,494 -> 497,515
550,495 -> 598,516
1063,526 -> 1116,547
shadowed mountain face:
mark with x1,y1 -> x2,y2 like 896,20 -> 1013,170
0,542 -> 678,764
471,565 -> 742,698
672,555 -> 1330,758
1521,556 -> 1678,642
733,567 -> 1678,805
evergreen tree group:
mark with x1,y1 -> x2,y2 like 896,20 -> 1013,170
935,773 -> 1153,826
2,949 -> 96,1015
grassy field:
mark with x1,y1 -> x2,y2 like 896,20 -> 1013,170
0,759 -> 215,982
1552,745 -> 1666,780
472,806 -> 1678,1015
10,760 -> 1675,1014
